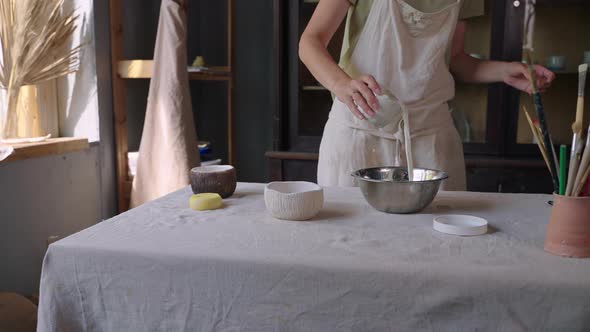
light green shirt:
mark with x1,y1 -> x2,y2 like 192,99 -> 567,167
339,0 -> 484,75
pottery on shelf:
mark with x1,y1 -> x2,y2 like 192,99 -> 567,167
264,181 -> 323,221
190,165 -> 236,198
545,55 -> 566,71
544,194 -> 590,258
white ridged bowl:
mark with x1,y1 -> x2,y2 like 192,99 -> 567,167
264,181 -> 324,221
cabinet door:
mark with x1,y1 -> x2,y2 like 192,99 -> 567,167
454,0 -> 507,155
286,0 -> 346,152
505,0 -> 590,154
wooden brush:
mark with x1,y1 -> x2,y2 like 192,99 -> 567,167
522,0 -> 559,193
574,162 -> 590,196
566,64 -> 588,195
572,65 -> 589,196
524,51 -> 560,193
524,106 -> 552,174
574,126 -> 590,196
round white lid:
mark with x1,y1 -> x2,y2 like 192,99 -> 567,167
433,215 -> 488,236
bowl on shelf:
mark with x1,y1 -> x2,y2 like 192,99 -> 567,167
351,167 -> 448,214
469,53 -> 486,60
264,181 -> 324,221
190,165 -> 236,198
545,55 -> 566,71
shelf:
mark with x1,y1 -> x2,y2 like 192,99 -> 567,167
536,0 -> 589,7
1,137 -> 89,163
265,151 -> 547,169
302,85 -> 328,91
189,67 -> 231,81
551,70 -> 578,75
118,60 -> 231,81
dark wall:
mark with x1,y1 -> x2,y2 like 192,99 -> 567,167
122,0 -> 274,182
233,0 -> 274,182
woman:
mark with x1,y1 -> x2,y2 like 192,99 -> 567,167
299,0 -> 554,190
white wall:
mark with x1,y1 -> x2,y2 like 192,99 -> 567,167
57,0 -> 101,142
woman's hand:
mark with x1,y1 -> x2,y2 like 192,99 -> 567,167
450,22 -> 555,94
332,75 -> 382,120
503,62 -> 555,94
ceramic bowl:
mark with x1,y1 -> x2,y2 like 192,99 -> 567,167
190,165 -> 236,198
546,55 -> 566,71
264,181 -> 324,221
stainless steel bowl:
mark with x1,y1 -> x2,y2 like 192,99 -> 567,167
351,167 -> 448,214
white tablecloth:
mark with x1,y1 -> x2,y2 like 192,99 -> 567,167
38,183 -> 590,331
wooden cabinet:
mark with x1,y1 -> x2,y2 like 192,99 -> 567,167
268,0 -> 590,194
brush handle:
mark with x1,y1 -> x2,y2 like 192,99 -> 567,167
534,124 -> 552,173
576,97 -> 584,131
533,93 -> 560,193
565,135 -> 581,196
559,145 -> 567,195
523,106 -> 553,174
574,164 -> 590,196
574,140 -> 590,195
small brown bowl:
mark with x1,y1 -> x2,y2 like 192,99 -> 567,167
190,165 -> 236,198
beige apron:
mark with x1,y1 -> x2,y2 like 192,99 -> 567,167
318,0 -> 466,191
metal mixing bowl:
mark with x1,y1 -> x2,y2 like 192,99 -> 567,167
351,167 -> 448,214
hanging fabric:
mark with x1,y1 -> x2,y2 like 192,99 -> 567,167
130,0 -> 200,207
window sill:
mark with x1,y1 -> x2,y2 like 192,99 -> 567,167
2,137 -> 89,163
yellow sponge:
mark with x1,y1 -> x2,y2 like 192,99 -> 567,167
190,193 -> 223,211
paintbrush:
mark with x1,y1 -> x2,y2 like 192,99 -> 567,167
528,63 -> 560,192
549,135 -> 560,178
523,50 -> 559,192
574,162 -> 590,196
522,1 -> 559,193
566,64 -> 588,196
559,145 -> 567,195
574,125 -> 590,196
524,106 -> 552,174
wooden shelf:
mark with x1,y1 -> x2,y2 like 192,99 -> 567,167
537,0 -> 589,7
302,85 -> 328,91
189,67 -> 232,81
2,137 -> 89,163
265,151 -> 547,168
117,60 -> 231,81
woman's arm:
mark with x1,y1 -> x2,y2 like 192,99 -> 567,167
450,21 -> 555,94
299,0 -> 381,120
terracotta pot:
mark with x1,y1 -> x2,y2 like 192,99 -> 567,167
544,194 -> 590,258
190,165 -> 236,198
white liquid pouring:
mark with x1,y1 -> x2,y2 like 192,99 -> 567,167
358,92 -> 414,181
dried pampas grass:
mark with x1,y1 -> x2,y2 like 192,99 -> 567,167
0,0 -> 81,139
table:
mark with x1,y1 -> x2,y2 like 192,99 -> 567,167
38,183 -> 590,331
